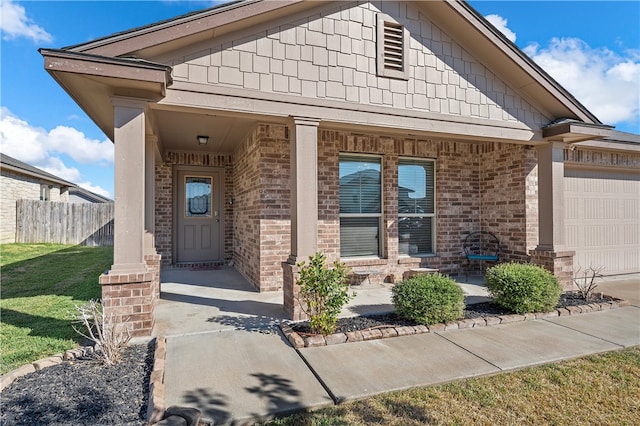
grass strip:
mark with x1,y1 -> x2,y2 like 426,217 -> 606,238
266,346 -> 640,425
1,243 -> 112,374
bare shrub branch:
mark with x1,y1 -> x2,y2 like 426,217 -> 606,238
573,266 -> 604,301
72,300 -> 131,365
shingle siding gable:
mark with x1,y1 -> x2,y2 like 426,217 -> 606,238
158,1 -> 549,129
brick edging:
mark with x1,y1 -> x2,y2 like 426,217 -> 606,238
0,346 -> 95,393
280,296 -> 629,349
146,336 -> 167,425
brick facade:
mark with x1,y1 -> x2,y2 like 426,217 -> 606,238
314,129 -> 538,282
154,151 -> 234,266
152,125 -> 553,293
0,169 -> 69,243
232,124 -> 291,291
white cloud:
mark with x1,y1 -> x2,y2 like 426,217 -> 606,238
77,182 -> 112,199
485,14 -> 516,43
0,107 -> 113,197
524,38 -> 640,127
484,14 -> 639,129
0,0 -> 52,43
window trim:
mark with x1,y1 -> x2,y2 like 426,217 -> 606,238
377,14 -> 410,80
339,154 -> 384,259
40,184 -> 51,201
398,157 -> 437,257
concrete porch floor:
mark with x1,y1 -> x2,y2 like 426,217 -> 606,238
153,267 -> 490,337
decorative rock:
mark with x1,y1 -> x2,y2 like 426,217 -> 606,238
484,316 -> 501,326
304,335 -> 326,347
472,317 -> 487,327
279,323 -> 293,335
557,308 -> 571,316
395,326 -> 416,336
287,332 -> 304,348
579,304 -> 593,313
155,415 -> 187,426
456,319 -> 475,329
414,325 -> 429,334
345,331 -> 364,342
324,333 -> 348,345
588,303 -> 602,312
543,310 -> 559,318
428,323 -> 445,332
444,322 -> 459,331
499,314 -> 525,324
165,406 -> 201,426
380,327 -> 398,338
524,313 -> 537,321
566,306 -> 582,315
361,329 -> 383,341
33,359 -> 56,371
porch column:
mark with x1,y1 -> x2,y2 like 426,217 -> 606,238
100,97 -> 155,337
144,135 -> 162,304
536,141 -> 566,251
144,134 -> 157,256
110,97 -> 147,273
288,116 -> 321,262
530,141 -> 575,288
284,116 -> 320,320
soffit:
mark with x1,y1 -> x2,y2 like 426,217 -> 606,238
148,106 -> 264,153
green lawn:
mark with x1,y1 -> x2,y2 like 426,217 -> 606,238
0,243 -> 113,374
266,347 -> 640,425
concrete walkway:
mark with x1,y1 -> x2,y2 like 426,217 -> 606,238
161,274 -> 639,425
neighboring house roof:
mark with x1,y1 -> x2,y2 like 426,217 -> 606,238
0,153 -> 75,187
69,186 -> 113,203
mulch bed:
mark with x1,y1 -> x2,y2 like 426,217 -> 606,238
290,292 -> 616,336
0,343 -> 153,426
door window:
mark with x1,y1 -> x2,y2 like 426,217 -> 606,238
185,176 -> 212,218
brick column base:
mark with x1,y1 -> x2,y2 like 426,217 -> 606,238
529,248 -> 575,290
100,270 -> 156,337
144,253 -> 162,303
282,262 -> 308,321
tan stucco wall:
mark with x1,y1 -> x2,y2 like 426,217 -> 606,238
0,170 -> 68,243
162,1 -> 548,131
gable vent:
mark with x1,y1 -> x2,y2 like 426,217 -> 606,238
377,14 -> 409,80
383,21 -> 404,72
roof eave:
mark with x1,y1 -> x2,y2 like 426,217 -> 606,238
449,0 -> 603,126
542,120 -> 614,143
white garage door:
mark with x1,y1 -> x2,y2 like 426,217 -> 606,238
565,167 -> 640,276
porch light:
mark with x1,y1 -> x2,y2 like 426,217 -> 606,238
197,135 -> 209,145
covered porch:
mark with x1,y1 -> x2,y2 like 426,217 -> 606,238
153,266 -> 490,337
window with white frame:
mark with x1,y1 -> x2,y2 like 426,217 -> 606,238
377,14 -> 410,80
40,184 -> 50,201
398,159 -> 435,255
339,156 -> 382,257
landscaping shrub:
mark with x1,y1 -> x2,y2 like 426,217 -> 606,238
296,252 -> 354,335
485,263 -> 562,314
392,273 -> 465,325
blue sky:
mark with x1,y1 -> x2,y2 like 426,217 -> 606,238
1,1 -> 638,198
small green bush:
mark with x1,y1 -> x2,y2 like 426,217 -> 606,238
485,263 -> 562,314
392,274 -> 465,325
296,252 -> 354,335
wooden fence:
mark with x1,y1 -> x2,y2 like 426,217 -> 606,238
16,200 -> 114,246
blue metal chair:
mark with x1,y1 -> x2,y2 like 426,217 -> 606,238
463,231 -> 502,280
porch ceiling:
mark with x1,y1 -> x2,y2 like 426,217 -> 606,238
151,108 -> 259,153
